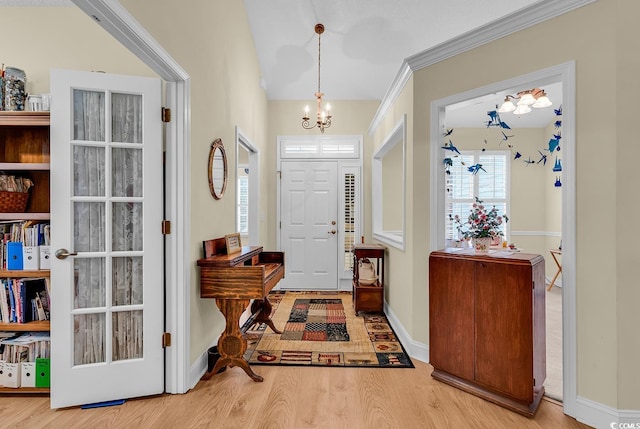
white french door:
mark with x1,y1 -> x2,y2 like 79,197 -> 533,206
50,69 -> 164,408
280,161 -> 338,290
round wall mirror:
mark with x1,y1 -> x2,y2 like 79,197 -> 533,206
208,138 -> 227,200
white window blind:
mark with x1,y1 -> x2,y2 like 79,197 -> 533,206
445,151 -> 509,240
343,173 -> 356,271
237,173 -> 249,235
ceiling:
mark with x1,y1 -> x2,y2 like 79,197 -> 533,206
243,0 -> 542,101
243,0 -> 561,128
4,0 -> 561,127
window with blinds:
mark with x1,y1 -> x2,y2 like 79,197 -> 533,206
343,173 -> 356,271
237,172 -> 249,235
445,151 -> 509,240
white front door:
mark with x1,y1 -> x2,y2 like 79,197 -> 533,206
50,69 -> 164,408
280,161 -> 338,290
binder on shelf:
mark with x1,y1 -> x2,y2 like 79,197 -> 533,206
39,245 -> 51,270
0,361 -> 5,386
23,246 -> 39,270
2,362 -> 21,388
21,362 -> 36,387
35,358 -> 50,388
7,242 -> 24,270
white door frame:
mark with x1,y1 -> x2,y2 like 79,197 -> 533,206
429,61 -> 577,416
276,135 -> 363,291
71,0 -> 191,394
235,127 -> 260,246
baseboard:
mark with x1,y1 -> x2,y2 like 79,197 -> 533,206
384,300 -> 429,364
190,340 -> 218,390
575,396 -> 640,428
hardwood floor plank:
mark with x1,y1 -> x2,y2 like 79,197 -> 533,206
0,360 -> 591,428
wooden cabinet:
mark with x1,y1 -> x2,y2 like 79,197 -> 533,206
429,249 -> 546,416
0,112 -> 50,393
352,243 -> 386,313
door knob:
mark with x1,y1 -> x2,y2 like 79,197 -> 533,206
55,248 -> 78,260
331,221 -> 336,225
328,230 -> 337,235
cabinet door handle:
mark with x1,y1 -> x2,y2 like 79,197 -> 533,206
328,230 -> 337,235
55,248 -> 78,260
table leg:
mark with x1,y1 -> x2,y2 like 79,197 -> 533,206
547,252 -> 562,291
201,298 -> 264,382
251,297 -> 283,334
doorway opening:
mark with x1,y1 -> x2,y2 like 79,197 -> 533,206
429,62 -> 576,414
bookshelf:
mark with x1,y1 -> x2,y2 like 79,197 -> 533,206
0,111 -> 51,393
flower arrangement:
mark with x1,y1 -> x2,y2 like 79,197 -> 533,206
450,197 -> 509,240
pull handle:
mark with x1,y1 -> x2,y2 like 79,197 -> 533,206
55,248 -> 78,260
328,230 -> 337,235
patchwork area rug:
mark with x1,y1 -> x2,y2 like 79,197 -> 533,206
243,291 -> 414,368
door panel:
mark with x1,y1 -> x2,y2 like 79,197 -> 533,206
280,161 -> 338,289
50,69 -> 164,408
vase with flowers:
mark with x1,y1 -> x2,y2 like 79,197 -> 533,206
449,197 -> 509,253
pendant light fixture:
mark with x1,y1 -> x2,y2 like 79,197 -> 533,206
302,23 -> 332,133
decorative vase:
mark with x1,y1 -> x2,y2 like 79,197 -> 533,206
473,236 -> 492,253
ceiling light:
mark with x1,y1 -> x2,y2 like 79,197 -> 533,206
498,87 -> 552,115
513,104 -> 532,115
302,23 -> 332,133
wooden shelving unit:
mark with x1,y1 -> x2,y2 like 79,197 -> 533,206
0,111 -> 51,394
352,243 -> 386,313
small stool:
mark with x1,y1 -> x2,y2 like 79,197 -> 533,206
547,249 -> 562,291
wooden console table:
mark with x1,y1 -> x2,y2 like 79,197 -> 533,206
429,249 -> 546,417
197,237 -> 285,382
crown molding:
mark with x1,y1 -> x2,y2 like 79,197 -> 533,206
368,0 -> 597,135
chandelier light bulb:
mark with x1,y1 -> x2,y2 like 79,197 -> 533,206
513,104 -> 532,115
532,95 -> 552,108
498,100 -> 516,113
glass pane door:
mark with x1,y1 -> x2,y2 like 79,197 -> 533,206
72,89 -> 145,365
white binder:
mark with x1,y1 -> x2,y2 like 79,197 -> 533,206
22,246 -> 39,271
21,362 -> 36,387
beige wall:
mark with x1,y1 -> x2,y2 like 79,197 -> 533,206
371,79 -> 416,342
2,7 -> 155,95
615,0 -> 640,410
375,0 -> 637,410
118,0 -> 269,363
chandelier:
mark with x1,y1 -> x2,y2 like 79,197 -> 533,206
302,23 -> 332,133
497,87 -> 552,115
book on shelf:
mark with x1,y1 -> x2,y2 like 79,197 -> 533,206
0,277 -> 49,324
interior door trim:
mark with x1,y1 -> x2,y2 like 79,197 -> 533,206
71,0 -> 191,394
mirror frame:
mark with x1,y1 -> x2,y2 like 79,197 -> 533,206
208,138 -> 228,200
372,114 -> 406,250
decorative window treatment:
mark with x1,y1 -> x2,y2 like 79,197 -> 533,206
72,90 -> 144,365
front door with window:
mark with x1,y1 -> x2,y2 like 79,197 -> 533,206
280,161 -> 338,290
50,69 -> 164,408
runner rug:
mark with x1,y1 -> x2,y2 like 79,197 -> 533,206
242,291 -> 413,368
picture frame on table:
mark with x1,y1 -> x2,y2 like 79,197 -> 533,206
225,233 -> 242,254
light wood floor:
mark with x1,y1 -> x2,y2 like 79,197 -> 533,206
3,360 -> 591,429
